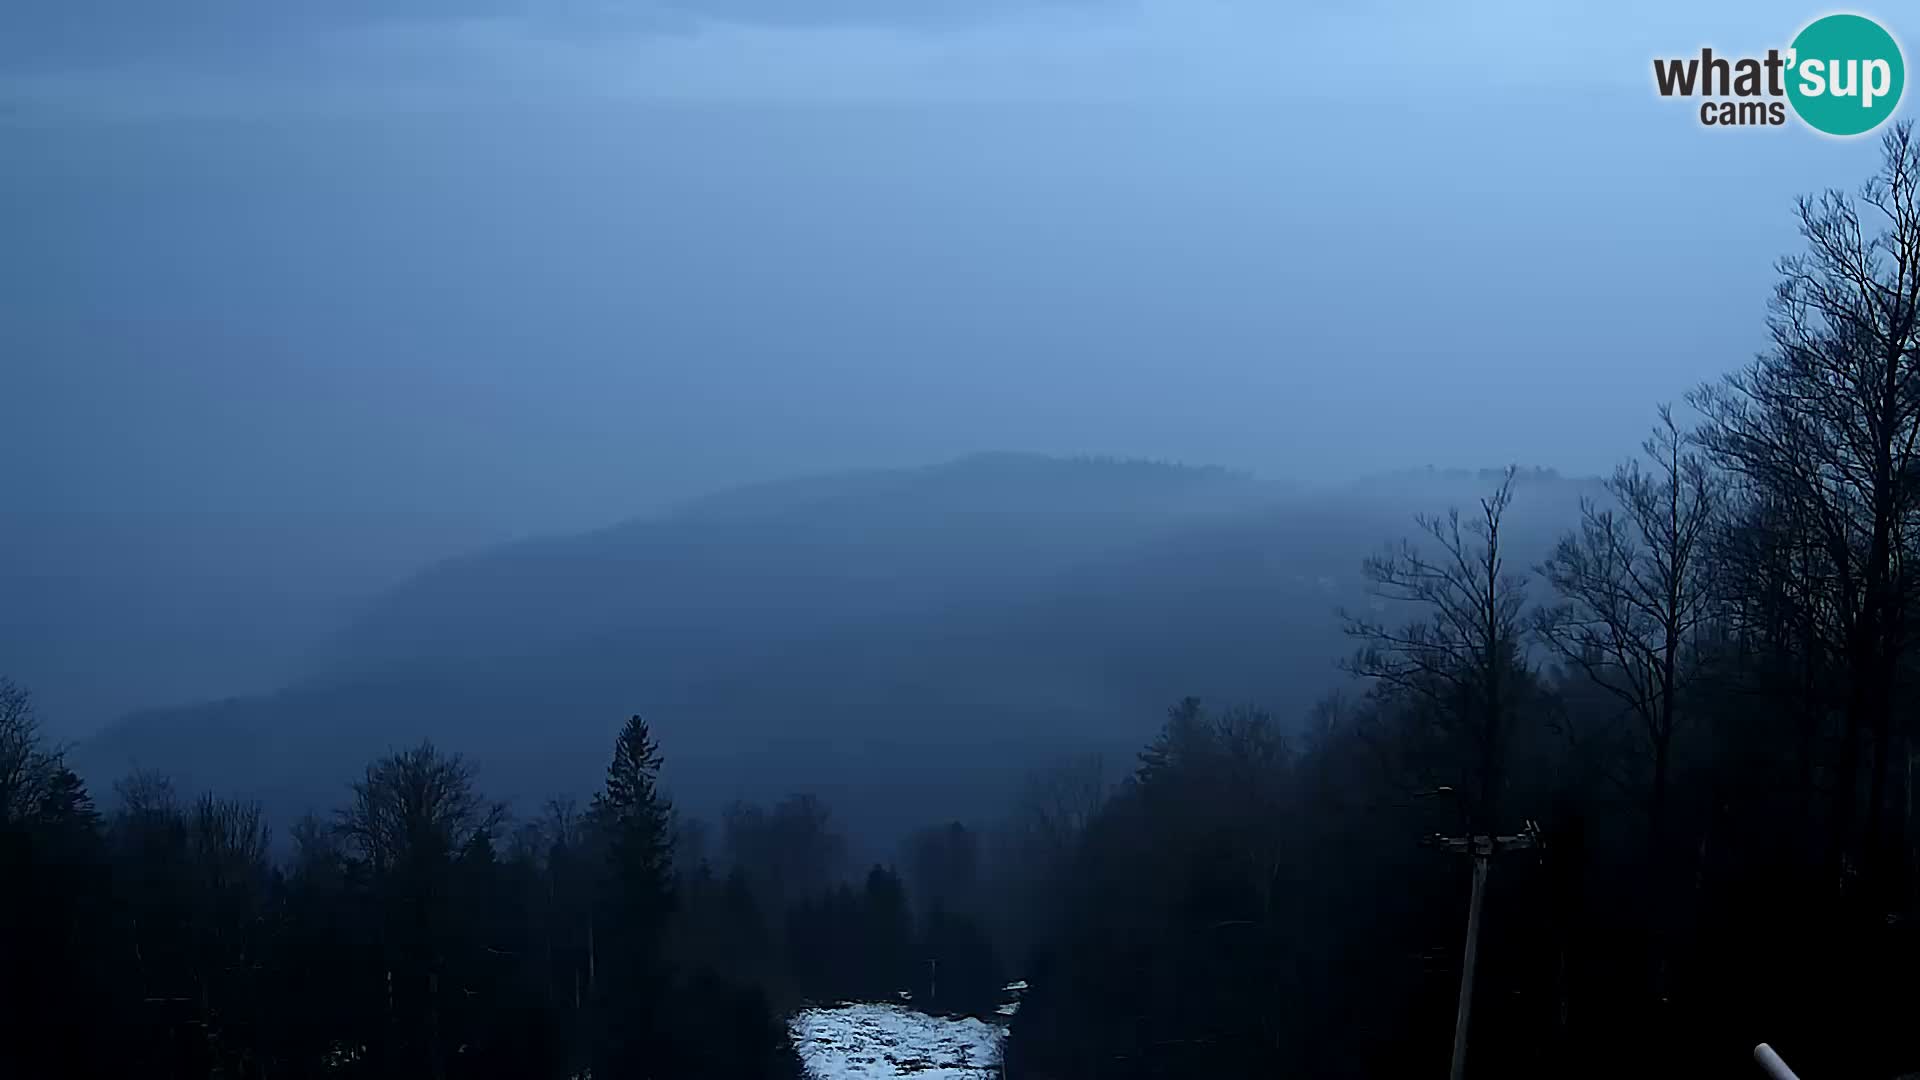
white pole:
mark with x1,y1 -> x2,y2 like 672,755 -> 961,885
1753,1044 -> 1801,1080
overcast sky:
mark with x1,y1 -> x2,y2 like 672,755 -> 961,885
0,0 -> 1906,729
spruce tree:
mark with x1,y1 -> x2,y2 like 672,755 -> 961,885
590,715 -> 677,1078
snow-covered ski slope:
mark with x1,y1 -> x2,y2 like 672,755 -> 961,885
790,1003 -> 1005,1079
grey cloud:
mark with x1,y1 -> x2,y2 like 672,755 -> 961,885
0,0 -> 1122,70
2,2 -> 581,69
659,0 -> 1124,30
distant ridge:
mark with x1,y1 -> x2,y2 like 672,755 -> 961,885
669,452 -> 1254,523
74,453 -> 1603,849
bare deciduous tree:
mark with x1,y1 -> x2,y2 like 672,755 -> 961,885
0,677 -> 64,826
1008,753 -> 1107,865
113,768 -> 182,827
1342,467 -> 1529,833
338,741 -> 504,876
1691,121 -> 1920,895
1537,406 -> 1721,862
190,794 -> 272,898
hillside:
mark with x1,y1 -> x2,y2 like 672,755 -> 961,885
75,456 -> 1599,843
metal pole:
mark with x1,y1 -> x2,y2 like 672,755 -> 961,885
1448,851 -> 1489,1080
1753,1043 -> 1801,1080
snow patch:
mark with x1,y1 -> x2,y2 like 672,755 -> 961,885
790,1003 -> 1004,1079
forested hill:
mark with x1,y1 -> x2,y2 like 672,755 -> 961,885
74,455 -> 1598,841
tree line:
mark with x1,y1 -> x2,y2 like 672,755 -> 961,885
0,698 -> 1010,1078
1005,124 -> 1920,1079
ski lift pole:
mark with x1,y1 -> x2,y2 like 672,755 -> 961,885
1448,842 -> 1489,1080
1423,804 -> 1542,1080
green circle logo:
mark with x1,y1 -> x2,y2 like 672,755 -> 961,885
1787,14 -> 1905,136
